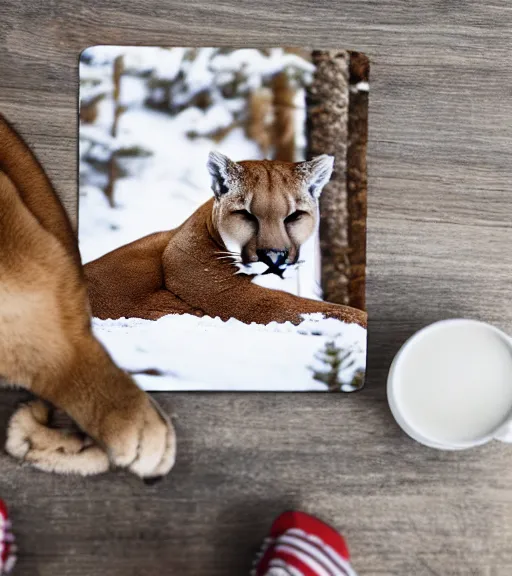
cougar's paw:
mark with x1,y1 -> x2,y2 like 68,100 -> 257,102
5,401 -> 110,476
100,395 -> 176,480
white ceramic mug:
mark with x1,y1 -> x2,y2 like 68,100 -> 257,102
387,319 -> 512,450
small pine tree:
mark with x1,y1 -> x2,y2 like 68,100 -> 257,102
311,340 -> 363,392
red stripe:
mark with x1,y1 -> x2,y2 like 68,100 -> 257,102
269,512 -> 350,560
255,542 -> 276,575
272,548 -> 321,576
0,499 -> 9,565
0,500 -> 7,522
283,530 -> 351,575
281,533 -> 353,575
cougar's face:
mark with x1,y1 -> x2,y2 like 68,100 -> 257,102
207,152 -> 334,278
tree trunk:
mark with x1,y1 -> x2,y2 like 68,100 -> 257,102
272,72 -> 296,162
306,50 -> 350,306
105,55 -> 124,207
346,52 -> 369,311
246,88 -> 273,156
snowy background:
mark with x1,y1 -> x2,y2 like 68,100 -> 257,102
79,47 -> 366,392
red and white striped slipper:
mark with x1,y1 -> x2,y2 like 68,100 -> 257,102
0,501 -> 16,575
253,511 -> 358,576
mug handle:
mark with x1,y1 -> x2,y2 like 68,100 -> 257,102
494,421 -> 512,443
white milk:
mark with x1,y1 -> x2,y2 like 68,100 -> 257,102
394,322 -> 512,445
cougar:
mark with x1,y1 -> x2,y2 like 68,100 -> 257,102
85,152 -> 367,328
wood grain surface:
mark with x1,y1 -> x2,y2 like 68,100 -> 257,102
1,1 -> 512,575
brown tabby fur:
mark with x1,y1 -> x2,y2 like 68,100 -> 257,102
0,114 -> 175,478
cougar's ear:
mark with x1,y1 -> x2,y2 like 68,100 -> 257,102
298,154 -> 334,198
207,151 -> 240,198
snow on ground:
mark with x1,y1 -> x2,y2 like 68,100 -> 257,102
93,313 -> 366,392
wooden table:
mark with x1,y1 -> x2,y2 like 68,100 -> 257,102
1,2 -> 511,574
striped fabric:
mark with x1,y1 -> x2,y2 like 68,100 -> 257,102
0,500 -> 16,575
253,511 -> 357,576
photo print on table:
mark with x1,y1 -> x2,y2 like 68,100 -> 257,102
79,46 -> 369,392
